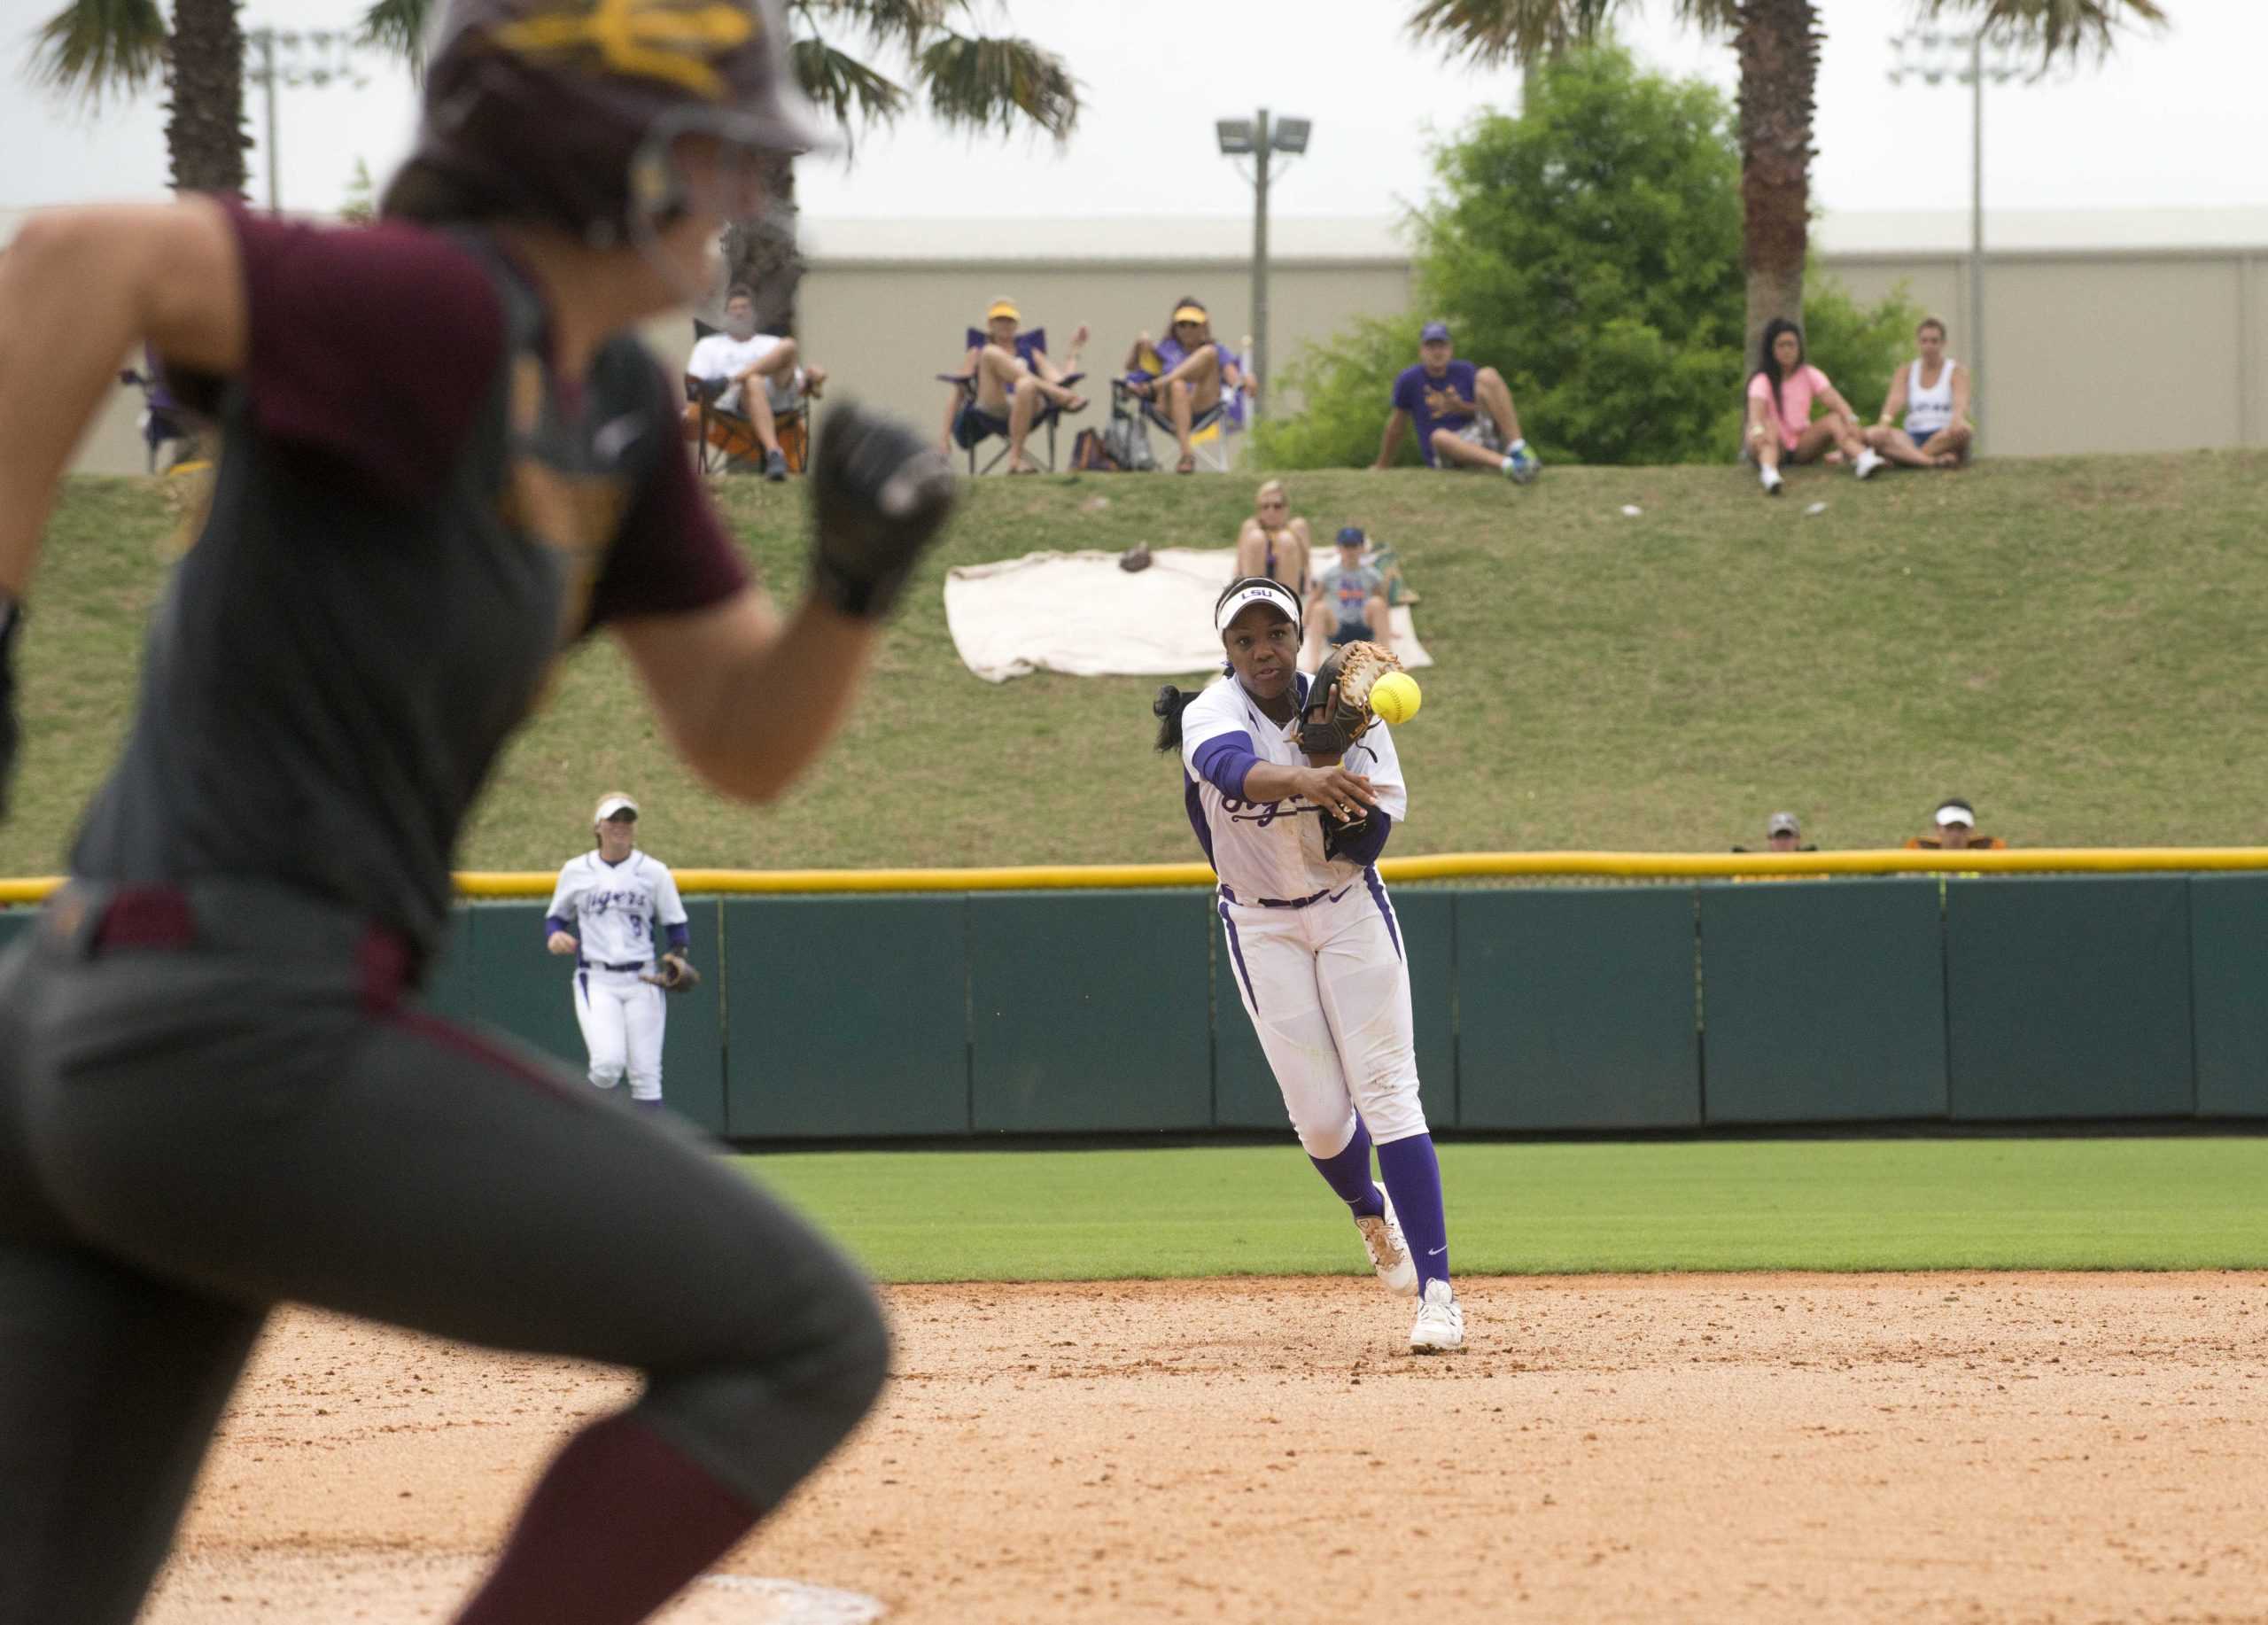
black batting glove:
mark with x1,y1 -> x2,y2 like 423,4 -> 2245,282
0,592 -> 19,821
808,402 -> 957,620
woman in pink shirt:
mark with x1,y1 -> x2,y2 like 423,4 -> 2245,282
1744,318 -> 1879,494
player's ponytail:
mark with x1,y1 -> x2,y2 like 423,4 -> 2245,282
1153,684 -> 1199,752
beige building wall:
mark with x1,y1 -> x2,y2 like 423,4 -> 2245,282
36,218 -> 2264,477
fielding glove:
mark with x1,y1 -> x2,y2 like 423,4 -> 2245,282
1296,640 -> 1400,759
808,403 -> 956,619
640,953 -> 702,994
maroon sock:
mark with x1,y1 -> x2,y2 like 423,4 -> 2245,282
454,1413 -> 761,1625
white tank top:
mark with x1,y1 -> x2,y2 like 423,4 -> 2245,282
1906,358 -> 1957,433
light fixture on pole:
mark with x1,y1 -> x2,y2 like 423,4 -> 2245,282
1217,108 -> 1311,425
1886,28 -> 2031,409
244,26 -> 377,212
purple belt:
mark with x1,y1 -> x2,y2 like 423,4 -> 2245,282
1218,882 -> 1350,910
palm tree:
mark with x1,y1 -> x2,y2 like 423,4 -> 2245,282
30,0 -> 416,195
318,0 -> 1084,334
31,1 -> 1076,332
733,2 -> 1081,333
1406,0 -> 2163,366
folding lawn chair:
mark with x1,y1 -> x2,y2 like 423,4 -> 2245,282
936,327 -> 1084,475
1112,377 -> 1230,473
118,349 -> 198,473
684,374 -> 810,476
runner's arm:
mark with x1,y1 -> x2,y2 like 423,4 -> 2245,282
0,198 -> 244,594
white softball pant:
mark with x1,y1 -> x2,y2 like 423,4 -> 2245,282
573,966 -> 667,1102
1216,870 -> 1428,1156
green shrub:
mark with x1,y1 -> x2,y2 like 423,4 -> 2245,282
1257,43 -> 1922,469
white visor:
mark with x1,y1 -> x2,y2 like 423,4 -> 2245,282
594,793 -> 640,821
1216,580 -> 1301,634
1934,804 -> 1974,827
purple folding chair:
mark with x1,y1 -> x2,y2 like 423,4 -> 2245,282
117,345 -> 198,472
936,327 -> 1086,474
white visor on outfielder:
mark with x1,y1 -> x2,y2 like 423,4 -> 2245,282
1216,579 -> 1301,634
1934,803 -> 1974,828
594,792 -> 640,821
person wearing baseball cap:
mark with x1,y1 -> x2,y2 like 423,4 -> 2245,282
938,294 -> 1091,473
1731,810 -> 1816,864
1903,796 -> 2007,852
1305,525 -> 1391,667
1373,319 -> 1541,483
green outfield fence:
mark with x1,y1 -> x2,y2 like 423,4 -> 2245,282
4,851 -> 2265,1140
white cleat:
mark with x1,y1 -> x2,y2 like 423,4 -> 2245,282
1853,447 -> 1884,480
1355,1182 -> 1418,1296
1759,464 -> 1784,496
1409,1279 -> 1464,1354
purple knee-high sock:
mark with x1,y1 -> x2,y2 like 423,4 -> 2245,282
1376,1133 -> 1449,1288
1309,1116 -> 1386,1218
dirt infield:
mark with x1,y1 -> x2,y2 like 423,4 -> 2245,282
147,1273 -> 2268,1624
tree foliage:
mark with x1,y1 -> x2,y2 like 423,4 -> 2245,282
1256,44 -> 1917,469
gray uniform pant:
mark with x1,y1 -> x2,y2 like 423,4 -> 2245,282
0,880 -> 888,1625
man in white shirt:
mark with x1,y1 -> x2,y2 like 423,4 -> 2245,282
685,284 -> 827,480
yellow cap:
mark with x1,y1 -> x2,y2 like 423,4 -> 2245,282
1171,304 -> 1208,326
986,299 -> 1020,323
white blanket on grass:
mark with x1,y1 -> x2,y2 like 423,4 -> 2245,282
943,547 -> 1433,683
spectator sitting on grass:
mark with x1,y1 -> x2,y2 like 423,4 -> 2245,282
1902,796 -> 2008,852
1372,320 -> 1540,483
940,297 -> 1089,475
684,284 -> 825,481
1124,297 -> 1239,474
1304,526 -> 1391,668
1747,317 -> 1881,495
1235,478 -> 1311,600
1864,315 -> 1976,470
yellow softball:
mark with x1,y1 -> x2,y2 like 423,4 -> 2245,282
1369,671 -> 1422,726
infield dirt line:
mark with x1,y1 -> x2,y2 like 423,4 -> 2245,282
150,1272 -> 2268,1625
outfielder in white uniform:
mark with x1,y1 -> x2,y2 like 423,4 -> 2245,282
544,791 -> 691,1113
1157,577 -> 1463,1353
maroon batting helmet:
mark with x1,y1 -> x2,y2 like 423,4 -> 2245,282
384,0 -> 829,245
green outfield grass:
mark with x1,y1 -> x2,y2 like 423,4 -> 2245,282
738,1137 -> 2268,1281
19,449 -> 2268,875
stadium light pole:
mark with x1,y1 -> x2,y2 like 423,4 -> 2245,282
244,26 -> 376,212
1216,109 -> 1310,425
1887,29 -> 2029,409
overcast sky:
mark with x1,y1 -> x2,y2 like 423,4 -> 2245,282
4,0 -> 2257,225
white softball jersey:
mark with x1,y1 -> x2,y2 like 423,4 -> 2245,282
1177,673 -> 1408,905
547,851 -> 688,1102
1178,673 -> 1427,1155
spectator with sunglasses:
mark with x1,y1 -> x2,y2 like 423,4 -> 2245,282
1125,296 -> 1241,474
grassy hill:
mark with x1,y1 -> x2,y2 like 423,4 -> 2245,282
17,449 -> 2268,875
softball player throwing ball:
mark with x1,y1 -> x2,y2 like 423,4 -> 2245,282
547,792 -> 693,1112
0,3 -> 958,1621
1155,577 -> 1463,1354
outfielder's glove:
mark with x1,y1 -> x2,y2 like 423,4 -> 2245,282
0,593 -> 18,820
641,953 -> 701,994
808,402 -> 957,619
1297,640 -> 1401,759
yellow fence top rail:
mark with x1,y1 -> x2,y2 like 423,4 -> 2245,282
5,847 -> 2268,906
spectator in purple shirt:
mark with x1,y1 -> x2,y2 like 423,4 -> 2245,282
1373,321 -> 1540,483
1125,296 -> 1243,474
